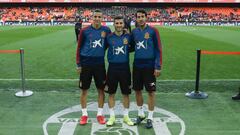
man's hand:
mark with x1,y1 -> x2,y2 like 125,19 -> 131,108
154,69 -> 161,77
123,28 -> 130,34
76,67 -> 82,74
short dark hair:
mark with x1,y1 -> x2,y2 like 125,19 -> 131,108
135,9 -> 147,18
93,9 -> 102,14
114,16 -> 124,22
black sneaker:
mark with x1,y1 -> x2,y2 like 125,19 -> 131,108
232,93 -> 240,100
134,115 -> 146,125
145,119 -> 153,129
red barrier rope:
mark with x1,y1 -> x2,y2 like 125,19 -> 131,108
201,50 -> 240,55
0,50 -> 20,54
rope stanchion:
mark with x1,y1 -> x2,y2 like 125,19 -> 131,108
0,48 -> 33,97
186,49 -> 208,99
186,49 -> 240,99
15,48 -> 33,97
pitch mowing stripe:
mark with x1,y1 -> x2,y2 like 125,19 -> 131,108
165,26 -> 240,47
0,79 -> 240,82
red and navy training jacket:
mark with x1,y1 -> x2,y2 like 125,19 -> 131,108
132,25 -> 162,70
106,32 -> 134,70
76,25 -> 111,67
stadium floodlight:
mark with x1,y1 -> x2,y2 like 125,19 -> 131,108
0,48 -> 33,97
186,49 -> 208,99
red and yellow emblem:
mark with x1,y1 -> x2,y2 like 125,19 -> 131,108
123,38 -> 128,45
144,32 -> 150,39
101,31 -> 106,38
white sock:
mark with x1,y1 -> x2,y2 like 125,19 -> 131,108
97,108 -> 103,116
82,108 -> 88,116
123,108 -> 129,116
138,106 -> 145,116
109,108 -> 115,117
147,111 -> 154,120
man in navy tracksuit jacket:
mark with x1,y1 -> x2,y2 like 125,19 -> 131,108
105,16 -> 135,126
76,9 -> 111,125
132,9 -> 162,129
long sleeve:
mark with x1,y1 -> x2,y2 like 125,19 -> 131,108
105,35 -> 110,51
103,27 -> 111,50
76,29 -> 84,67
153,28 -> 162,70
128,34 -> 135,53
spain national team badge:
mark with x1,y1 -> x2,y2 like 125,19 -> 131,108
123,38 -> 128,45
144,32 -> 150,39
101,31 -> 106,38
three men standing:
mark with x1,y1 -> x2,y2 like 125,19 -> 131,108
76,9 -> 162,129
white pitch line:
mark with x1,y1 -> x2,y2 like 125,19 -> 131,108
153,118 -> 171,135
0,79 -> 240,82
58,122 -> 78,135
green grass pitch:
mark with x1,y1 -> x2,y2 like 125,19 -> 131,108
0,26 -> 240,135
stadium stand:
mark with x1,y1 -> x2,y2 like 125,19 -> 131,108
0,7 -> 240,22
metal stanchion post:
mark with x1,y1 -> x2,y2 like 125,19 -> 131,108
15,48 -> 33,97
185,49 -> 208,99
